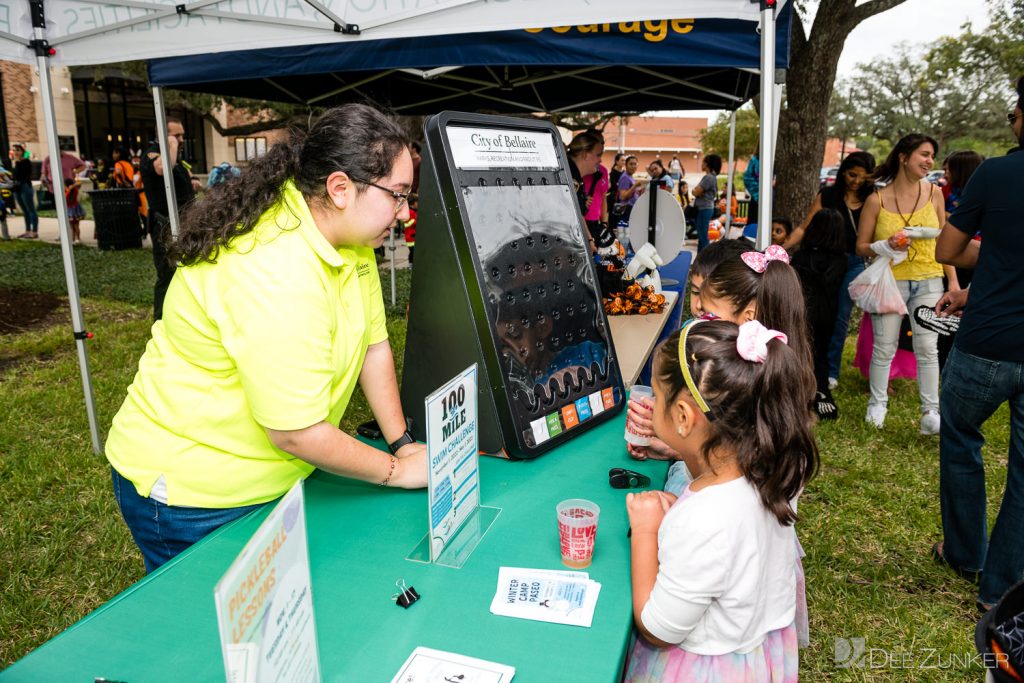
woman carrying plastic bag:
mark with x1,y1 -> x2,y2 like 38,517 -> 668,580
854,133 -> 956,434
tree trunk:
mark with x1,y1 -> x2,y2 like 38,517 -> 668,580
774,0 -> 908,223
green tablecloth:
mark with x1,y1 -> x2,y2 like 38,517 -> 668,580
2,413 -> 667,682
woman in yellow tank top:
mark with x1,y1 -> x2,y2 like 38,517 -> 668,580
856,134 -> 959,434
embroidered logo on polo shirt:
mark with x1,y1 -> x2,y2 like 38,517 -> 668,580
356,263 -> 372,278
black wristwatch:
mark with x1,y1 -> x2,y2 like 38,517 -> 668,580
388,430 -> 416,455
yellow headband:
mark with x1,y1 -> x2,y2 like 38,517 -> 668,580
678,320 -> 715,421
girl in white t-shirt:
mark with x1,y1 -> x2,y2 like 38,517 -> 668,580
624,319 -> 818,682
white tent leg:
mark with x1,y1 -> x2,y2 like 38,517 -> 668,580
389,224 -> 396,306
772,82 -> 783,160
36,54 -> 103,454
755,4 -> 776,251
151,86 -> 181,238
725,109 -> 736,232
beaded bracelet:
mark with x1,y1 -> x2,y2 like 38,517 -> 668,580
380,454 -> 397,487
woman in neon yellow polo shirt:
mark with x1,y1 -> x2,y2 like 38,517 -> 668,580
106,104 -> 428,572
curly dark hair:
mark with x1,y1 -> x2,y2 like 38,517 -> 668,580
173,103 -> 409,265
655,320 -> 819,525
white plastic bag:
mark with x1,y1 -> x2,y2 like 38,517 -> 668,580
848,256 -> 907,315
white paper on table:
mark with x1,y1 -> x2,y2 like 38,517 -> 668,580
489,567 -> 601,628
390,646 -> 515,683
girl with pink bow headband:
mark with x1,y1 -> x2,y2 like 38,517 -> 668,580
692,243 -> 814,401
623,318 -> 818,681
627,243 -> 815,464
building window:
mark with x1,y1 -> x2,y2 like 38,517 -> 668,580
234,137 -> 267,162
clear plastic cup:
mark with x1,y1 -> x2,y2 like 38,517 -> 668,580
624,385 -> 653,446
557,499 -> 600,569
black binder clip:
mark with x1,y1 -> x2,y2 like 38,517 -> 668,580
391,579 -> 420,609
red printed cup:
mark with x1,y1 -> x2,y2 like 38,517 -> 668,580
557,499 -> 600,569
624,385 -> 653,446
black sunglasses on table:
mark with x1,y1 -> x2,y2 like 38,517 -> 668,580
609,467 -> 652,489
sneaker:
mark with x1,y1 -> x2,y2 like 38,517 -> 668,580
865,404 -> 887,428
920,410 -> 940,435
914,305 -> 960,336
828,377 -> 839,390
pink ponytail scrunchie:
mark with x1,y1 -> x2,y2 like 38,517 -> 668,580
736,320 -> 788,363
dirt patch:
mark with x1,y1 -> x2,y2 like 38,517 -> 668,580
0,289 -> 63,335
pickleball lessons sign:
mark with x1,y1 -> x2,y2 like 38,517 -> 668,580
448,126 -> 560,171
425,364 -> 480,561
214,481 -> 319,683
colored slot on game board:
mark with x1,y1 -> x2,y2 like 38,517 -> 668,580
525,388 -> 613,445
561,404 -> 580,430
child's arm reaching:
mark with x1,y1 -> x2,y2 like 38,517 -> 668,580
628,492 -> 726,648
626,491 -> 677,647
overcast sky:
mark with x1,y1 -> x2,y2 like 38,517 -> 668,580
667,0 -> 992,123
835,0 -> 989,76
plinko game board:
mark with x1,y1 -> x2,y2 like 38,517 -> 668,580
401,112 -> 624,459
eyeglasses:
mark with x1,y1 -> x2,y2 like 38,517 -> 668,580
609,468 -> 652,489
350,175 -> 410,213
1008,112 -> 1020,126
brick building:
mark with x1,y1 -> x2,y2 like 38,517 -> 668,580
602,115 -> 706,185
0,60 -> 271,177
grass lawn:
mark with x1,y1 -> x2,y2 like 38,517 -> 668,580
36,193 -> 95,222
0,240 -> 1011,679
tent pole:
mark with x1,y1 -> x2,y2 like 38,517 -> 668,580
34,36 -> 103,454
725,109 -> 736,233
389,223 -> 396,307
151,86 -> 181,238
755,2 -> 776,251
618,117 -> 626,155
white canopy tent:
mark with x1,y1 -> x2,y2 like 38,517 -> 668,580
0,0 -> 782,453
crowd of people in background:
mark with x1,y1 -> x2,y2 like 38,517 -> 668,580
4,79 -> 1023,677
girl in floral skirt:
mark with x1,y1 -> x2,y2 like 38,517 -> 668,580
624,319 -> 818,682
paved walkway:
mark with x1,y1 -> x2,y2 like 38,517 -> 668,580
2,214 -> 415,269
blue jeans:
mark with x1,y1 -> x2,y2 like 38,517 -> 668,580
695,207 -> 714,252
939,347 -> 1024,605
826,254 -> 866,380
14,182 -> 37,232
111,468 -> 266,573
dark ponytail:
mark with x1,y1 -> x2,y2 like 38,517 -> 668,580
173,103 -> 409,265
756,260 -> 815,401
654,321 -> 819,525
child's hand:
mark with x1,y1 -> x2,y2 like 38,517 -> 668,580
627,437 -> 677,462
626,490 -> 675,534
627,397 -> 654,436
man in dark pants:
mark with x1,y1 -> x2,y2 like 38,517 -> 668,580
933,76 -> 1024,613
140,117 -> 195,320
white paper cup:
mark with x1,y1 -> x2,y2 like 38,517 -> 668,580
624,385 -> 653,446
